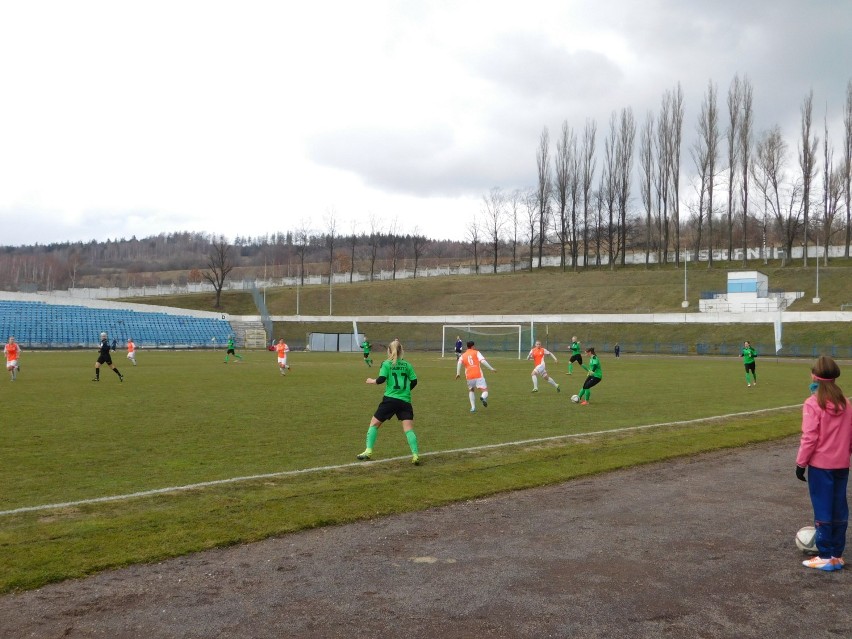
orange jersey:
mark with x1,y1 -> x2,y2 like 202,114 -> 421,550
275,343 -> 289,357
458,348 -> 484,379
4,343 -> 19,360
529,346 -> 551,367
127,341 -> 135,353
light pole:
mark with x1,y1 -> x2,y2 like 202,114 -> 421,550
681,248 -> 689,308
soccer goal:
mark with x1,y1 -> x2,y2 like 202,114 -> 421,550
442,324 -> 526,359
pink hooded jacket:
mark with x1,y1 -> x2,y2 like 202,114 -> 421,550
796,395 -> 852,469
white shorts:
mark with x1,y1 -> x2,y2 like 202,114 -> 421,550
127,352 -> 136,359
6,359 -> 17,369
532,363 -> 548,377
466,376 -> 487,390
278,357 -> 288,366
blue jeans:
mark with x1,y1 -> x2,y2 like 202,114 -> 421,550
807,467 -> 850,559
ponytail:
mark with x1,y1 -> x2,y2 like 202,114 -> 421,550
388,339 -> 404,364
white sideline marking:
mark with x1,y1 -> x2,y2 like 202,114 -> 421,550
0,404 -> 799,517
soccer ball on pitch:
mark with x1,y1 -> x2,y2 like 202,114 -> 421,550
795,525 -> 817,554
570,394 -> 580,403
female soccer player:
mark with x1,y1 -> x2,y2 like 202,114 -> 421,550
275,338 -> 290,375
576,346 -> 602,405
456,340 -> 496,412
740,340 -> 757,386
796,356 -> 852,571
356,339 -> 420,465
224,335 -> 243,363
527,340 -> 560,393
361,338 -> 373,368
568,336 -> 582,375
126,338 -> 137,366
4,336 -> 21,381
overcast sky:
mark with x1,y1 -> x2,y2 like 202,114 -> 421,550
0,0 -> 849,247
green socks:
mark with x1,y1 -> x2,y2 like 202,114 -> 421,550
405,430 -> 419,455
366,425 -> 379,451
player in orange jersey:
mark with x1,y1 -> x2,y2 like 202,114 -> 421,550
456,340 -> 496,412
126,338 -> 137,366
527,340 -> 560,393
275,339 -> 291,375
4,336 -> 21,381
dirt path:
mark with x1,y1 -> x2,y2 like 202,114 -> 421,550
2,437 -> 851,639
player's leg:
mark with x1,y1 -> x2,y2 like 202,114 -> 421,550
109,363 -> 124,381
543,371 -> 559,390
398,399 -> 419,464
93,360 -> 101,381
357,416 -> 382,460
468,389 -> 476,411
829,469 -> 849,563
402,420 -> 419,465
751,364 -> 757,385
805,468 -> 840,569
531,370 -> 539,391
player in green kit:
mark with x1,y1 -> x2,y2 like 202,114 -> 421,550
740,340 -> 757,386
576,346 -> 602,405
361,338 -> 373,367
356,339 -> 420,465
223,335 -> 243,363
568,336 -> 582,375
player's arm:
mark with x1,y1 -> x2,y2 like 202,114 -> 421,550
548,350 -> 558,363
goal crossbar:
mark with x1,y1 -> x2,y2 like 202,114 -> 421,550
442,324 -> 524,359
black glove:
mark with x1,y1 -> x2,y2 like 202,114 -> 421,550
796,465 -> 807,482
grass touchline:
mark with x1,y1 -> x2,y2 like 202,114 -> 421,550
1,402 -> 801,518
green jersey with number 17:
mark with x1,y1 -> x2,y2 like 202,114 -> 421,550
379,358 -> 417,403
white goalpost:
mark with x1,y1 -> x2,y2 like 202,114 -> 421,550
442,324 -> 525,359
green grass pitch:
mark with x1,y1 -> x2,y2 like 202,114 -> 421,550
0,349 -> 810,592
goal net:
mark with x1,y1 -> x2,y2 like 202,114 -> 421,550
442,325 -> 528,359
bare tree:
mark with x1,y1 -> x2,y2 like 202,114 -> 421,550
553,122 -> 575,270
580,119 -> 597,270
753,126 -> 801,265
535,128 -> 552,268
725,75 -> 743,260
668,85 -> 684,266
466,216 -> 482,273
481,187 -> 505,273
348,219 -> 359,283
655,95 -> 672,263
368,215 -> 381,281
844,80 -> 852,257
507,189 -> 523,271
692,80 -> 719,264
324,211 -> 337,282
67,250 -> 84,289
739,77 -> 754,267
523,188 -> 538,269
603,112 -> 619,268
293,221 -> 310,285
388,218 -> 402,280
203,236 -> 234,308
410,229 -> 428,278
821,117 -> 844,266
799,90 -> 819,267
639,111 -> 655,266
616,107 -> 636,265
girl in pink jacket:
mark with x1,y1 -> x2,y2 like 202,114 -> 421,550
796,356 -> 852,571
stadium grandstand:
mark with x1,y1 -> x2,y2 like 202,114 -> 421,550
0,296 -> 235,349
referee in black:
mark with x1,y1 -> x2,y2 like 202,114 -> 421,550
93,332 -> 124,382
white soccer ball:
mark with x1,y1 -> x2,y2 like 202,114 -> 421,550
795,525 -> 817,554
570,394 -> 580,403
